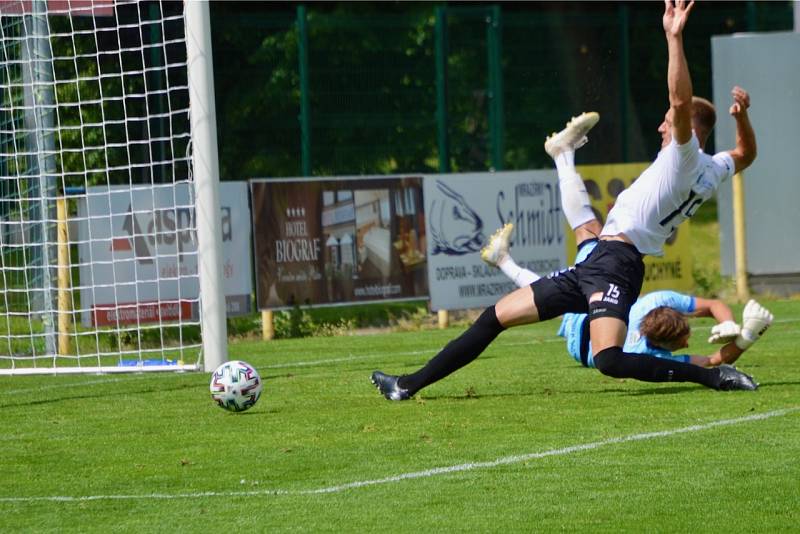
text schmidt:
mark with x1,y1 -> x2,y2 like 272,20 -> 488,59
496,182 -> 564,246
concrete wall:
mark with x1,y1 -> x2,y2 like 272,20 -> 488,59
712,32 -> 800,293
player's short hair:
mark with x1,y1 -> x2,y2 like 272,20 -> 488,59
639,306 -> 690,350
692,96 -> 716,141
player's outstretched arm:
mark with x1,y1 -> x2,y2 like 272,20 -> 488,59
727,86 -> 757,173
689,296 -> 734,322
688,297 -> 739,366
691,299 -> 774,367
664,0 -> 695,145
689,296 -> 741,344
691,343 -> 744,368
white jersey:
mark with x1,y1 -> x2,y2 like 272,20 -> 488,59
602,133 -> 735,256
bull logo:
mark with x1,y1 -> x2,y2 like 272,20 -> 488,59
429,180 -> 485,256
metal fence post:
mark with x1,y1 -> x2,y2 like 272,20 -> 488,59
487,5 -> 504,171
297,5 -> 311,177
435,5 -> 450,174
618,4 -> 630,162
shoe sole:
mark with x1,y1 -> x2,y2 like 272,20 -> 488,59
370,376 -> 390,399
544,112 -> 600,157
718,365 -> 758,391
480,223 -> 513,266
370,373 -> 409,400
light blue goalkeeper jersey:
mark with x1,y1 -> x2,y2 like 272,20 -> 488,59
557,241 -> 695,368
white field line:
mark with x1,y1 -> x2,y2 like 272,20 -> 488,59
2,315 -> 798,395
0,407 -> 796,503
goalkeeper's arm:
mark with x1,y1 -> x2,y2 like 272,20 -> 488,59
690,342 -> 745,368
689,297 -> 741,345
689,299 -> 774,367
689,297 -> 735,324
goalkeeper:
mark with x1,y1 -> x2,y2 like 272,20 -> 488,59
482,221 -> 773,371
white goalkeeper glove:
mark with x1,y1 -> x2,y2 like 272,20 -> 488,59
734,299 -> 774,350
708,320 -> 741,344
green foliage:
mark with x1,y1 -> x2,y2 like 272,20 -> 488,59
272,305 -> 356,339
389,306 -> 437,332
1,298 -> 799,531
301,300 -> 420,328
692,265 -> 723,297
689,199 -> 738,298
269,300 -> 430,338
273,306 -> 314,338
226,313 -> 263,339
209,2 -> 793,181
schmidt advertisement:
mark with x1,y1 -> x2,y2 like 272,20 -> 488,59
424,170 -> 567,311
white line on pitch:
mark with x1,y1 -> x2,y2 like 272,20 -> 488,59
0,407 -> 796,503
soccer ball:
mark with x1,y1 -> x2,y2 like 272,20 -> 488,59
210,360 -> 263,412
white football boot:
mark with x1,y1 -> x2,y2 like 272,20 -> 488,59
544,112 -> 600,158
480,223 -> 513,267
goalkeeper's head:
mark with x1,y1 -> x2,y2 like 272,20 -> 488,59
640,306 -> 691,352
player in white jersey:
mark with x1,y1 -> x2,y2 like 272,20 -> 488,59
371,1 -> 766,401
481,221 -> 771,371
601,109 -> 735,256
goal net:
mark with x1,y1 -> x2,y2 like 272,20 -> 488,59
0,0 -> 226,375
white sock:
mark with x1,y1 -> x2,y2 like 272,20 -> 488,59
557,170 -> 596,230
554,150 -> 575,175
499,256 -> 541,288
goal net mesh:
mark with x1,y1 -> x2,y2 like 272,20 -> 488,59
0,0 -> 203,374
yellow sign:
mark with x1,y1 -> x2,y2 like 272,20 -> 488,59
568,163 -> 693,292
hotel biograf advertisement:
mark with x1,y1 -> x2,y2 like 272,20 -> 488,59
250,176 -> 428,309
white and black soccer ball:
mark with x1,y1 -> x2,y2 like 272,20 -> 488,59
210,360 -> 263,412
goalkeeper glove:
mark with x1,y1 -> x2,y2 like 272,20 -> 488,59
734,300 -> 774,350
708,320 -> 741,344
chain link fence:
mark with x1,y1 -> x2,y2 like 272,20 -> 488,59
210,2 -> 793,181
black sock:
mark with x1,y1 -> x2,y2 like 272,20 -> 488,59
398,306 -> 505,395
594,346 -> 721,389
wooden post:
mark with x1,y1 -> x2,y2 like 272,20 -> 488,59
262,310 -> 274,340
437,309 -> 449,329
732,172 -> 750,301
56,197 -> 71,355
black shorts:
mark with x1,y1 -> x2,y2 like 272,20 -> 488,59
531,240 -> 645,324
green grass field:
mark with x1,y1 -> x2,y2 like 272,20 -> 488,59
1,298 -> 798,532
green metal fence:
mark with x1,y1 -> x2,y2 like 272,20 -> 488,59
210,2 -> 793,181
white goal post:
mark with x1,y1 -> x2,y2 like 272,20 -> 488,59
0,0 -> 227,375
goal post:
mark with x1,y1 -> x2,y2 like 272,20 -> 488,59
0,0 -> 227,375
185,0 -> 227,372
